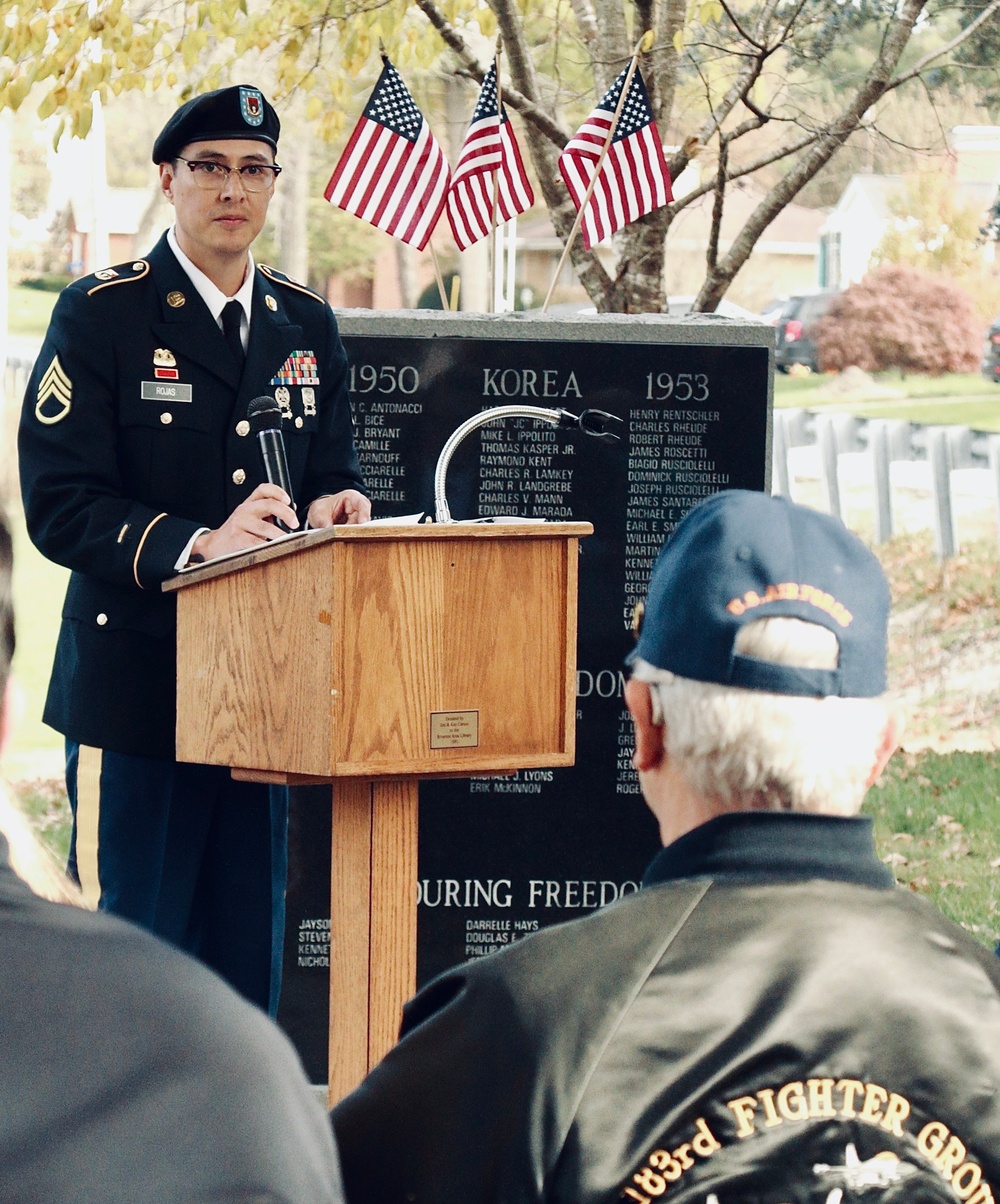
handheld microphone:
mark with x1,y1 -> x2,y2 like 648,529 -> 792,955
247,395 -> 294,532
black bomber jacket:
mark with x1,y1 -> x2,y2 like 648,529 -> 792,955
332,812 -> 1000,1203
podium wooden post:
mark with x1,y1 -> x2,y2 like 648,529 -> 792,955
163,521 -> 591,1102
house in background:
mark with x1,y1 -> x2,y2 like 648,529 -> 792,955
67,187 -> 169,275
513,175 -> 827,314
819,126 -> 1000,290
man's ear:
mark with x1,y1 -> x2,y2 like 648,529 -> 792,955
866,708 -> 901,788
625,677 -> 665,774
159,161 -> 176,201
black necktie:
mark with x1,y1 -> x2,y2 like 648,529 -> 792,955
221,300 -> 245,370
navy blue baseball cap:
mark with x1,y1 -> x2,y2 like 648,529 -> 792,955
152,85 -> 280,164
630,490 -> 890,698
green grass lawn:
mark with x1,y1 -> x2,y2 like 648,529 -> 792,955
774,371 -> 1000,431
8,511 -> 68,778
866,751 -> 1000,947
8,287 -> 58,339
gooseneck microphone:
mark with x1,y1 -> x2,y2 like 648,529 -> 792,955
247,395 -> 294,532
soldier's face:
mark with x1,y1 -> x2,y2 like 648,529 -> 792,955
160,139 -> 275,272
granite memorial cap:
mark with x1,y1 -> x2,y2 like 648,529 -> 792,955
152,85 -> 280,164
630,490 -> 890,698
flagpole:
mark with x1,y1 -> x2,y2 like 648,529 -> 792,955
429,238 -> 451,309
489,38 -> 503,313
542,30 -> 654,313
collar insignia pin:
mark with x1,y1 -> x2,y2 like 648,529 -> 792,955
166,291 -> 186,308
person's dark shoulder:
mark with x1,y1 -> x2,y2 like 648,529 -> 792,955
44,261 -> 155,336
887,885 -> 1000,988
11,886 -> 291,1066
403,880 -> 708,1035
62,260 -> 155,305
258,264 -> 330,313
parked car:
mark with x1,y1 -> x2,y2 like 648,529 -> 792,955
981,316 -> 1000,383
774,291 -> 839,373
758,297 -> 789,325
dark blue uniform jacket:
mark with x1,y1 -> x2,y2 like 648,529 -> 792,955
19,232 -> 365,759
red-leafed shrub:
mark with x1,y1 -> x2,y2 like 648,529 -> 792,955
813,265 -> 980,376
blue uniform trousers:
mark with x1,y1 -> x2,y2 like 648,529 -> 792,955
65,742 -> 288,1015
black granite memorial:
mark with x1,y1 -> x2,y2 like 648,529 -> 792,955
277,311 -> 773,1083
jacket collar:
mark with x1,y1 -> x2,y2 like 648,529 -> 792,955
147,232 -> 303,403
642,812 -> 894,890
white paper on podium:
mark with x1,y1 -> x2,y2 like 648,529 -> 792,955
176,515 -> 429,573
364,514 -> 425,526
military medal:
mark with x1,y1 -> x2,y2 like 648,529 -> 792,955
275,385 -> 292,419
270,350 -> 320,387
153,348 -> 179,380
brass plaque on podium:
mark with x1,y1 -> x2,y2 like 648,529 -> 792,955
429,711 -> 480,749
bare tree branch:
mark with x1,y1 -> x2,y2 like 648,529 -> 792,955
887,0 -> 1000,92
696,0 -> 927,309
414,0 -> 570,146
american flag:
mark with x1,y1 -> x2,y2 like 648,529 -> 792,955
558,66 -> 672,250
324,58 -> 450,251
445,62 -> 535,251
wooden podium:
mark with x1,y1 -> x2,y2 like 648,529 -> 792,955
163,521 -> 591,1101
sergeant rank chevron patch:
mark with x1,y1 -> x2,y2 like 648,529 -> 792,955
35,354 -> 73,425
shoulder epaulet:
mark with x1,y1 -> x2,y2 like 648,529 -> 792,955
258,264 -> 324,303
84,260 -> 151,297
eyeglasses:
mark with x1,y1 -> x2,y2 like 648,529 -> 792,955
176,158 -> 282,193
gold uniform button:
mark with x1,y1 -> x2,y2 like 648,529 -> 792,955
160,411 -> 173,425
96,613 -> 108,626
233,469 -> 246,485
236,420 -> 250,437
295,416 -> 303,429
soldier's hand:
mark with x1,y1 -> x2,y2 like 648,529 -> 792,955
189,484 -> 299,562
307,490 -> 371,527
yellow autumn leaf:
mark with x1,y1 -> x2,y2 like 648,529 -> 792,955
76,98 -> 93,138
673,29 -> 684,53
8,76 -> 31,109
37,88 -> 57,119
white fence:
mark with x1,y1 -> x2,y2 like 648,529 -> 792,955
774,408 -> 1000,559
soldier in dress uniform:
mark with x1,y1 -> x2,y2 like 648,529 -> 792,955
18,84 -> 370,1015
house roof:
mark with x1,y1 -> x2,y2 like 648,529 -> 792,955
825,173 -> 996,228
70,187 -> 158,236
514,180 -> 826,255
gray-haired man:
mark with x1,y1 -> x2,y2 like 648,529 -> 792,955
333,489 -> 1000,1203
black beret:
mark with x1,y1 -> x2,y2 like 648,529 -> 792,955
152,85 -> 280,164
